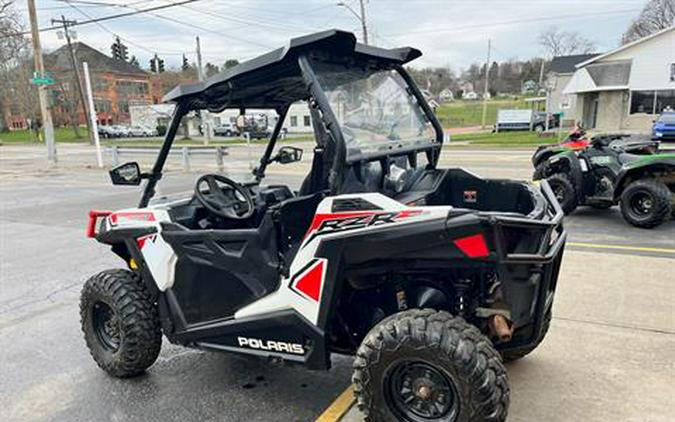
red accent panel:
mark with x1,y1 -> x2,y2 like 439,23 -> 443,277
453,234 -> 490,258
136,234 -> 156,249
563,140 -> 590,150
87,210 -> 112,238
110,211 -> 155,224
294,260 -> 325,301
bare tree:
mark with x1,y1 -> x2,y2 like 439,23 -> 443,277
538,27 -> 596,57
622,0 -> 675,44
0,1 -> 40,133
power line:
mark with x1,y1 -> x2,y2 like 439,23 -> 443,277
383,8 -> 641,37
63,1 -> 187,56
62,0 -> 273,49
2,0 -> 201,38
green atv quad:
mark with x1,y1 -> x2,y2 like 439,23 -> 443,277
533,137 -> 675,228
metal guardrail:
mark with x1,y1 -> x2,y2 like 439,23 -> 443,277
107,145 -> 228,171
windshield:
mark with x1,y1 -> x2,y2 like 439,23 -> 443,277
316,67 -> 437,161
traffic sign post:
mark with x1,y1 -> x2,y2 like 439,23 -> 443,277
30,71 -> 55,86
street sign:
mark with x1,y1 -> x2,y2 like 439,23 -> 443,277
30,71 -> 54,86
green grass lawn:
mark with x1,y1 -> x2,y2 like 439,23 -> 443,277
0,127 -> 87,144
0,128 -> 315,146
450,131 -> 561,147
436,99 -> 531,128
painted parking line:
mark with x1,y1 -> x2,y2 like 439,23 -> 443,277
567,241 -> 675,255
315,385 -> 355,422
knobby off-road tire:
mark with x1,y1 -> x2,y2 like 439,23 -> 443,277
620,179 -> 672,229
500,311 -> 552,363
547,173 -> 578,214
80,269 -> 162,377
353,309 -> 509,422
532,162 -> 550,181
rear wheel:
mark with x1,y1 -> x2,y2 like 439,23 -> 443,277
546,173 -> 578,214
353,309 -> 509,422
620,179 -> 672,228
80,269 -> 161,377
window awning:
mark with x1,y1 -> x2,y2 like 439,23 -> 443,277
563,60 -> 631,94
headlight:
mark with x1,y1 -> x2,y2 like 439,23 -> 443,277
655,132 -> 663,137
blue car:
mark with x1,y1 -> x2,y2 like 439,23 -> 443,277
652,111 -> 675,140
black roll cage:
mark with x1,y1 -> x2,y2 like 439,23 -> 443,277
138,55 -> 443,208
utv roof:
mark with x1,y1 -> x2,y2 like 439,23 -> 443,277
163,30 -> 421,111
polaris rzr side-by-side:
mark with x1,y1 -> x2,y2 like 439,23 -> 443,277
533,133 -> 675,228
81,31 -> 565,422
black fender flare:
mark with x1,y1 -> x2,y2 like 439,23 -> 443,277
547,151 -> 584,195
613,157 -> 675,200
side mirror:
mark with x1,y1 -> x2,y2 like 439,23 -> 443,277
109,162 -> 142,185
274,146 -> 303,164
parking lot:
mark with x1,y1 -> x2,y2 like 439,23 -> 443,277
1,143 -> 673,422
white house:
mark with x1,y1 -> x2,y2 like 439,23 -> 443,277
439,88 -> 454,102
546,53 -> 599,125
563,25 -> 675,132
212,102 -> 314,134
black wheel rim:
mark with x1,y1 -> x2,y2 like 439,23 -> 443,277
551,183 -> 566,202
629,191 -> 654,216
385,360 -> 459,422
93,301 -> 121,351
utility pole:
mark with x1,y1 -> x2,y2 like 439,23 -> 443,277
338,0 -> 368,45
195,36 -> 211,145
27,0 -> 56,163
358,0 -> 368,45
481,39 -> 491,129
52,16 -> 92,142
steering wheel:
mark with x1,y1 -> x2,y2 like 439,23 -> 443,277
194,174 -> 254,220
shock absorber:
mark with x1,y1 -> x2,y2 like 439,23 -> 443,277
454,279 -> 473,317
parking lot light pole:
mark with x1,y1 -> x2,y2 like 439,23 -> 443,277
82,62 -> 103,168
337,0 -> 368,45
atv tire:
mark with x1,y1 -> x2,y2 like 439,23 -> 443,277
620,179 -> 672,229
532,162 -> 550,181
500,311 -> 551,362
80,269 -> 162,377
547,173 -> 577,214
353,309 -> 509,422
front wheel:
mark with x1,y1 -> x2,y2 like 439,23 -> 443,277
353,309 -> 509,422
620,179 -> 672,228
80,269 -> 162,377
546,173 -> 578,214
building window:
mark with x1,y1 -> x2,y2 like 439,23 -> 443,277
630,90 -> 675,114
118,101 -> 130,114
303,115 -> 311,127
630,90 -> 655,114
655,90 -> 675,113
290,116 -> 297,127
94,99 -> 112,113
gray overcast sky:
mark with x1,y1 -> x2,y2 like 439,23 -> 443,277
23,0 -> 647,71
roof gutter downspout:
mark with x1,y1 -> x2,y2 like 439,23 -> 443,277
298,54 -> 345,194
138,102 -> 188,208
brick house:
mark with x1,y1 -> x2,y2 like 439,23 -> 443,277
44,42 -> 153,126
